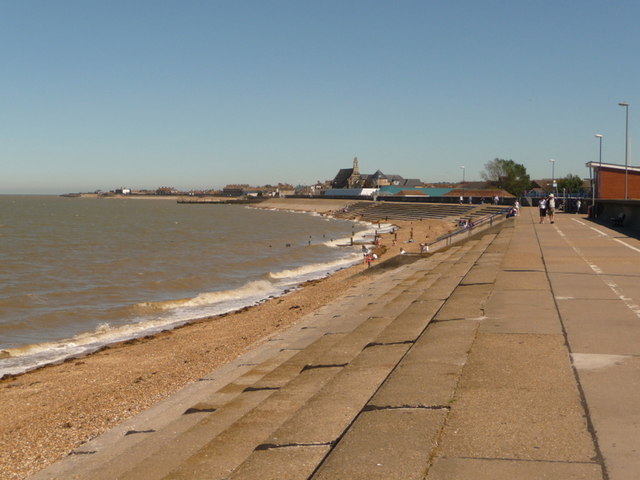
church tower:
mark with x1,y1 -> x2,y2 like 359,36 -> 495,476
348,157 -> 361,188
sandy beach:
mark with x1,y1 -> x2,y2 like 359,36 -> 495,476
0,198 -> 455,480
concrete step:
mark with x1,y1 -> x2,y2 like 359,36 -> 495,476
215,233 -> 501,479
130,249 -> 480,479
309,232 -> 510,480
29,233 -> 499,480
133,245 -> 485,479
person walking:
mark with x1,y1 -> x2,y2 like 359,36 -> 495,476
539,197 -> 547,223
548,194 -> 556,224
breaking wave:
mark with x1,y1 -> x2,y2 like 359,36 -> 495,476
1,251 -> 363,379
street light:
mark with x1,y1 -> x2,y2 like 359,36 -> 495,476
618,102 -> 629,200
549,158 -> 556,195
460,166 -> 465,187
593,134 -> 603,214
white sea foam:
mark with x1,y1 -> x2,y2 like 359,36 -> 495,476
0,251 -> 363,379
0,197 -> 370,378
184,280 -> 279,307
268,254 -> 361,282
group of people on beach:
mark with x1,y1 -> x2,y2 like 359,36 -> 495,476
538,194 -> 556,224
362,245 -> 378,267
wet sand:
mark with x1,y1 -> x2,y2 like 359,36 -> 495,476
0,199 -> 455,480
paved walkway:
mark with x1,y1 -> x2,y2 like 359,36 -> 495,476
30,208 -> 640,479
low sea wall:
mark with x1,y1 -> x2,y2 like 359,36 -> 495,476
593,199 -> 640,232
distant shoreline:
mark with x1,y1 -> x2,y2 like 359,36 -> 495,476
66,193 -> 265,203
67,193 -> 186,200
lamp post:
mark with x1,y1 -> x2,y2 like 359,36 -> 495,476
618,102 -> 629,200
594,134 -> 603,208
549,158 -> 556,195
460,166 -> 465,187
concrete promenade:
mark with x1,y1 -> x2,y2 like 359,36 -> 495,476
30,208 -> 640,479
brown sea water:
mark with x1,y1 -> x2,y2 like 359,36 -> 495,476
0,196 -> 379,376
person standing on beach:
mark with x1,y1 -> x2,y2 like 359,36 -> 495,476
539,197 -> 547,223
548,194 -> 555,224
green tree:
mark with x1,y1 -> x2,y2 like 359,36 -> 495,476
481,158 -> 531,196
557,174 -> 585,194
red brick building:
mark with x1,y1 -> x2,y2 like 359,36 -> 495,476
587,162 -> 640,199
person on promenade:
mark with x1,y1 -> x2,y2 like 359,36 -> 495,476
548,194 -> 556,224
576,199 -> 581,214
539,197 -> 547,223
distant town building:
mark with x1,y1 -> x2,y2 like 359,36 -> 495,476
296,181 -> 330,196
444,188 -> 514,201
156,186 -> 178,195
331,157 -> 422,189
222,184 -> 249,196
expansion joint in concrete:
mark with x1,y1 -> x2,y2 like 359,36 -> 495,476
450,455 -> 601,466
364,340 -> 415,348
254,441 -> 335,451
124,429 -> 155,436
502,269 -> 545,273
300,363 -> 348,372
183,407 -> 216,414
430,317 -> 480,324
363,404 -> 450,412
242,386 -> 280,392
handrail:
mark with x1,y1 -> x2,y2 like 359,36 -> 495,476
424,208 -> 511,252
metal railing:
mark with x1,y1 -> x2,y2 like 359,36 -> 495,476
423,208 -> 511,253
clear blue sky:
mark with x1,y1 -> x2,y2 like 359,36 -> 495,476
1,0 -> 638,194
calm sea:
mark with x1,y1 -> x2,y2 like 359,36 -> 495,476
0,196 -> 380,377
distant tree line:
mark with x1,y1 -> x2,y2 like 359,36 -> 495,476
481,158 -> 586,196
481,158 -> 531,196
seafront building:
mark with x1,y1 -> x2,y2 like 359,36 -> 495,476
331,157 -> 423,190
586,161 -> 640,200
326,157 -> 514,203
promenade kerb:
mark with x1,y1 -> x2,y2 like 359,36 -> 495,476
28,207 -> 640,480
